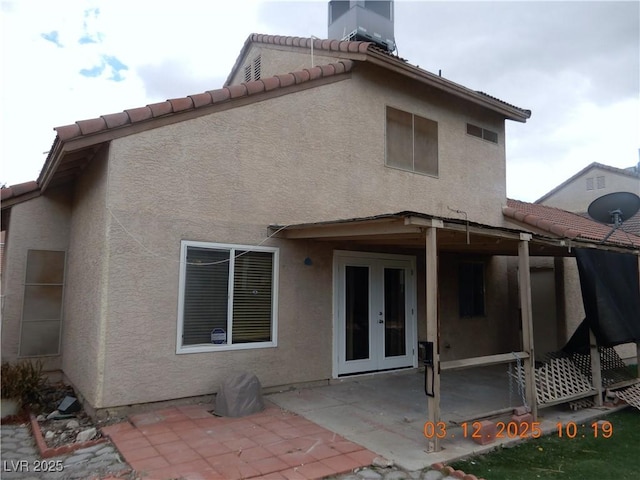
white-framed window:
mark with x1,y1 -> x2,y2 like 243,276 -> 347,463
386,106 -> 439,176
177,241 -> 278,353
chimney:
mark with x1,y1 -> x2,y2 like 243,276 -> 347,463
328,1 -> 396,52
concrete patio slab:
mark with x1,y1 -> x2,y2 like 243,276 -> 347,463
267,367 -> 627,471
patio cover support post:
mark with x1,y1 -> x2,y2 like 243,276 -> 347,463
589,329 -> 603,406
518,234 -> 537,419
425,224 -> 440,452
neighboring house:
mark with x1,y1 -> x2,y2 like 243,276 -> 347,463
532,163 -> 640,359
1,33 -> 638,428
536,161 -> 640,235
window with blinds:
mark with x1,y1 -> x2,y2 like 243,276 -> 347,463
386,106 -> 438,176
178,242 -> 278,352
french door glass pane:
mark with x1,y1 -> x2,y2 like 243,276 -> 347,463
345,266 -> 369,361
384,268 -> 406,357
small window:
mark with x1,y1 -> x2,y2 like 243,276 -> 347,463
586,177 -> 594,190
177,241 -> 278,353
459,262 -> 485,317
20,250 -> 65,356
386,106 -> 438,176
596,176 -> 605,189
466,123 -> 498,144
466,123 -> 483,138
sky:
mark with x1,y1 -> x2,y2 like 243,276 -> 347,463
1,0 -> 638,202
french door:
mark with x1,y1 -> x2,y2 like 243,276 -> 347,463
334,251 -> 417,376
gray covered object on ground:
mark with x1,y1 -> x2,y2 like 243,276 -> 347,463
215,371 -> 265,417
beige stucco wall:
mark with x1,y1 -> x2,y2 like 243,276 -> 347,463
539,167 -> 640,212
61,147 -> 111,407
438,255 -> 518,361
0,187 -> 71,371
90,64 -> 511,407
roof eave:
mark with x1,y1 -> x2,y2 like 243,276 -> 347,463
365,49 -> 531,122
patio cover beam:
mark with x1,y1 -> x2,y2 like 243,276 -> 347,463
518,233 -> 537,419
425,225 -> 440,452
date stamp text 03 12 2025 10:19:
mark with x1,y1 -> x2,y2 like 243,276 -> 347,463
423,420 -> 614,440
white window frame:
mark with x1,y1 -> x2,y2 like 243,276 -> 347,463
176,240 -> 279,354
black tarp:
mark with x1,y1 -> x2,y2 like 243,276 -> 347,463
564,249 -> 640,353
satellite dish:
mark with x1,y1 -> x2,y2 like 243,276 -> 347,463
587,191 -> 640,243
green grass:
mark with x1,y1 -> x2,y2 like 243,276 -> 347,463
450,409 -> 640,480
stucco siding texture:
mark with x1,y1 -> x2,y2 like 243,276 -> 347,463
0,187 -> 71,371
62,148 -> 110,407
95,70 -> 510,407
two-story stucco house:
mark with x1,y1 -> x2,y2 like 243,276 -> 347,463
2,32 -> 639,431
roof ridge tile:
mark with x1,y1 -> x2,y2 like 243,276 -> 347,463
189,92 -> 213,108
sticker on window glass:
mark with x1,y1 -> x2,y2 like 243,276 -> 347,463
211,328 -> 227,344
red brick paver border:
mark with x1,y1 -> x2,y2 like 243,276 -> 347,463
102,402 -> 377,480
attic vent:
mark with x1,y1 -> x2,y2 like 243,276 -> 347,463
253,56 -> 261,81
243,55 -> 262,83
466,123 -> 498,144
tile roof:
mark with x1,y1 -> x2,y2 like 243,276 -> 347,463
576,210 -> 640,237
504,199 -> 640,248
54,60 -> 354,142
0,181 -> 39,202
227,34 -> 531,122
536,162 -> 640,204
37,32 -> 528,191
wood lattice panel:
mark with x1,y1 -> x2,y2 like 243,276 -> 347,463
513,358 -> 594,406
545,347 -> 635,388
534,358 -> 594,405
615,382 -> 640,410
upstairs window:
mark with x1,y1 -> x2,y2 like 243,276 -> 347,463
596,176 -> 605,189
386,106 -> 438,176
177,241 -> 278,353
466,123 -> 498,144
